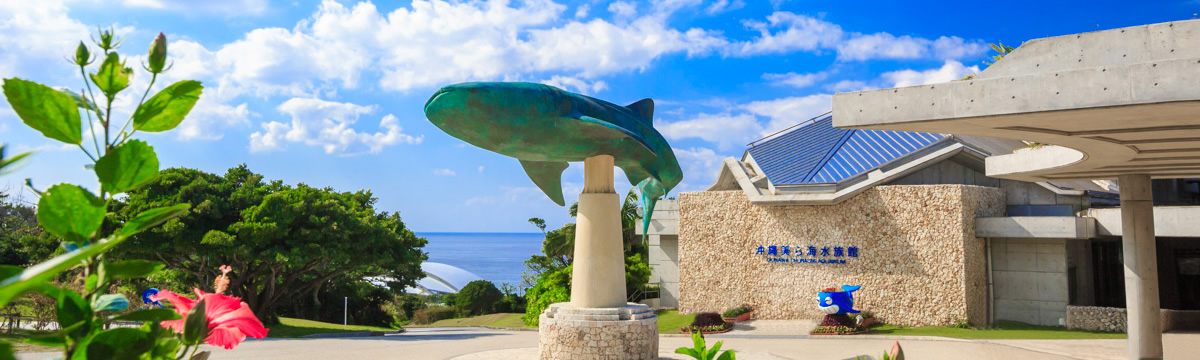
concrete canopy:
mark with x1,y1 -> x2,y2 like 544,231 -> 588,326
832,19 -> 1200,182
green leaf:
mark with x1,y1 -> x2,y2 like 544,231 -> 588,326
36,184 -> 105,244
89,53 -> 131,97
84,273 -> 98,293
60,89 -> 102,117
675,347 -> 701,358
0,234 -> 132,307
86,328 -> 152,360
56,290 -> 90,334
94,140 -> 159,194
0,266 -> 21,280
0,342 -> 13,360
1,78 -> 82,144
0,145 -> 31,176
183,299 -> 208,345
132,80 -> 202,132
93,294 -> 129,311
117,203 -> 190,238
112,308 -> 181,322
716,350 -> 735,360
104,260 -> 163,280
708,341 -> 723,360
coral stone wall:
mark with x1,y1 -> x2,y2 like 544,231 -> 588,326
677,185 -> 1004,327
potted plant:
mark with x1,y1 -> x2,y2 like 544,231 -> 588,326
721,304 -> 755,323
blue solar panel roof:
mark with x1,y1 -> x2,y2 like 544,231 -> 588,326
746,116 -> 945,185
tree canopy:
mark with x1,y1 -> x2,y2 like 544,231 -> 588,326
112,165 -> 427,322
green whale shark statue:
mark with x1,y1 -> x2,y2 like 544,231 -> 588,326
423,82 -> 682,238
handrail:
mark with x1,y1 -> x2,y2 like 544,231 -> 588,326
745,111 -> 833,148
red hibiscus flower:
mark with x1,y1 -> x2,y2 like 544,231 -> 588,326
151,289 -> 269,349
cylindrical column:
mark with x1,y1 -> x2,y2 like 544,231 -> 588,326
570,155 -> 628,308
1118,174 -> 1162,360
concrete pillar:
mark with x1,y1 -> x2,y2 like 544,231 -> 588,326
1118,174 -> 1162,360
570,155 -> 627,308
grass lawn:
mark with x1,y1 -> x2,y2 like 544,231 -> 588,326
868,320 -> 1127,340
656,310 -> 696,334
268,317 -> 396,338
411,313 -> 533,328
2,332 -> 56,354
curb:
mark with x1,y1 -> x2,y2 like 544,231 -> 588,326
300,329 -> 405,339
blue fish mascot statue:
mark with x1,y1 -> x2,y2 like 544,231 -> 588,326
817,285 -> 861,315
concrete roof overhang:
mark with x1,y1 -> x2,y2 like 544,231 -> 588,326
832,20 -> 1200,182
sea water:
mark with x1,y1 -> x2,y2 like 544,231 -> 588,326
417,232 -> 544,291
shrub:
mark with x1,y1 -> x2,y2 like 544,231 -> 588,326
674,331 -> 735,360
412,305 -> 458,324
457,280 -> 503,316
522,265 -> 572,326
691,312 -> 725,327
722,304 -> 754,318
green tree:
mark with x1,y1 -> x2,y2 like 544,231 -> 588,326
0,191 -> 61,266
528,217 -> 546,233
456,280 -> 502,316
112,166 -> 428,323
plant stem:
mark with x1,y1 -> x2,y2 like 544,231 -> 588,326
116,73 -> 156,145
79,67 -> 104,156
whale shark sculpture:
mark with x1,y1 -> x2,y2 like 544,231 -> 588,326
818,285 -> 862,315
423,82 -> 682,237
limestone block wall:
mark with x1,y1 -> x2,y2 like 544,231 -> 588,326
677,185 -> 1004,327
1067,306 -> 1200,332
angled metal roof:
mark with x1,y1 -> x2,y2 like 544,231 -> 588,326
747,115 -> 945,185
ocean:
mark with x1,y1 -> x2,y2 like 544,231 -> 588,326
416,232 -> 544,291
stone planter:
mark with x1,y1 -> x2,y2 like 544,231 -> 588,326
860,317 -> 875,327
736,311 -> 754,322
680,322 -> 734,334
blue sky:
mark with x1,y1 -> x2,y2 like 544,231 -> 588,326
1,0 -> 1196,232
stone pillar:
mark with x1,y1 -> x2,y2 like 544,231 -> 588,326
1118,174 -> 1162,360
570,155 -> 628,308
540,155 -> 658,360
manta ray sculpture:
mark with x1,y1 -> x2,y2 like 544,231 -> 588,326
423,82 -> 683,237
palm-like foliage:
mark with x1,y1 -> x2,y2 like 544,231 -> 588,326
675,332 -> 735,360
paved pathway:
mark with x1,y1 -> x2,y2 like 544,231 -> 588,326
15,326 -> 1200,359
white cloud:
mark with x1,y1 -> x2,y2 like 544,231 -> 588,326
763,71 -> 828,88
731,11 -> 986,62
742,94 -> 832,135
0,0 -> 90,81
607,1 -> 637,18
477,166 -> 485,173
182,0 -> 725,95
656,113 -> 762,150
828,80 -> 872,92
672,146 -> 727,192
541,75 -> 608,94
433,168 -> 456,176
704,0 -> 744,15
837,34 -> 986,61
733,12 -> 843,56
120,0 -> 269,15
250,98 -> 422,155
574,4 -> 589,18
880,60 -> 978,87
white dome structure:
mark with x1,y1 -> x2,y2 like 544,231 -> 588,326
368,262 -> 484,295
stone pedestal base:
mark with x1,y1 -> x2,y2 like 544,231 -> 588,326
538,302 -> 658,360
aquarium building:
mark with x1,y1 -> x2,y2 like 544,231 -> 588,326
640,20 -> 1200,360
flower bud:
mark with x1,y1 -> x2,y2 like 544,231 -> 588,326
99,28 -> 114,50
147,32 -> 167,74
73,41 -> 92,66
